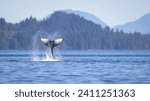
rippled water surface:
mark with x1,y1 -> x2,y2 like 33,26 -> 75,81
0,50 -> 150,84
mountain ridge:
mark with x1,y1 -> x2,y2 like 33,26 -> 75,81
44,9 -> 107,28
114,13 -> 150,34
0,11 -> 150,50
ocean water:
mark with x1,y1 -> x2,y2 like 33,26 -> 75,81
0,50 -> 150,84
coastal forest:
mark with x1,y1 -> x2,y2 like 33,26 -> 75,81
0,11 -> 150,50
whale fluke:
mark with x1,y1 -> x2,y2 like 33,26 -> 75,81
41,38 -> 64,59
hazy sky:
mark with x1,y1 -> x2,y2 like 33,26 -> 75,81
0,0 -> 150,27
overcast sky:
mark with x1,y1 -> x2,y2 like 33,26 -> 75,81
0,0 -> 150,27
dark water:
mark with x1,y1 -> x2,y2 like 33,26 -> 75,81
0,50 -> 150,84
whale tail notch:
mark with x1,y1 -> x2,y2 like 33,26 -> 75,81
41,38 -> 64,59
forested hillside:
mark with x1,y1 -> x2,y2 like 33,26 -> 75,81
0,11 -> 150,50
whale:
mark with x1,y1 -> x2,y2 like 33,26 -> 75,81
41,38 -> 64,59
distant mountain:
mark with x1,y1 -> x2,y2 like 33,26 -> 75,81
114,13 -> 150,34
45,9 -> 107,28
62,9 -> 108,28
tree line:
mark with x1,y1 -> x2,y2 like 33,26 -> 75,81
0,11 -> 150,50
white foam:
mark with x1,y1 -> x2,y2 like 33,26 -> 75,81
32,53 -> 62,62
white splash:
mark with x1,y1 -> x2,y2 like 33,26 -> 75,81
32,51 -> 62,62
42,53 -> 61,62
31,30 -> 62,62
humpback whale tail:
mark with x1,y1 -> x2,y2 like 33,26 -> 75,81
41,38 -> 64,59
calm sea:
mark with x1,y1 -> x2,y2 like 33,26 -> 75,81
0,50 -> 150,84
